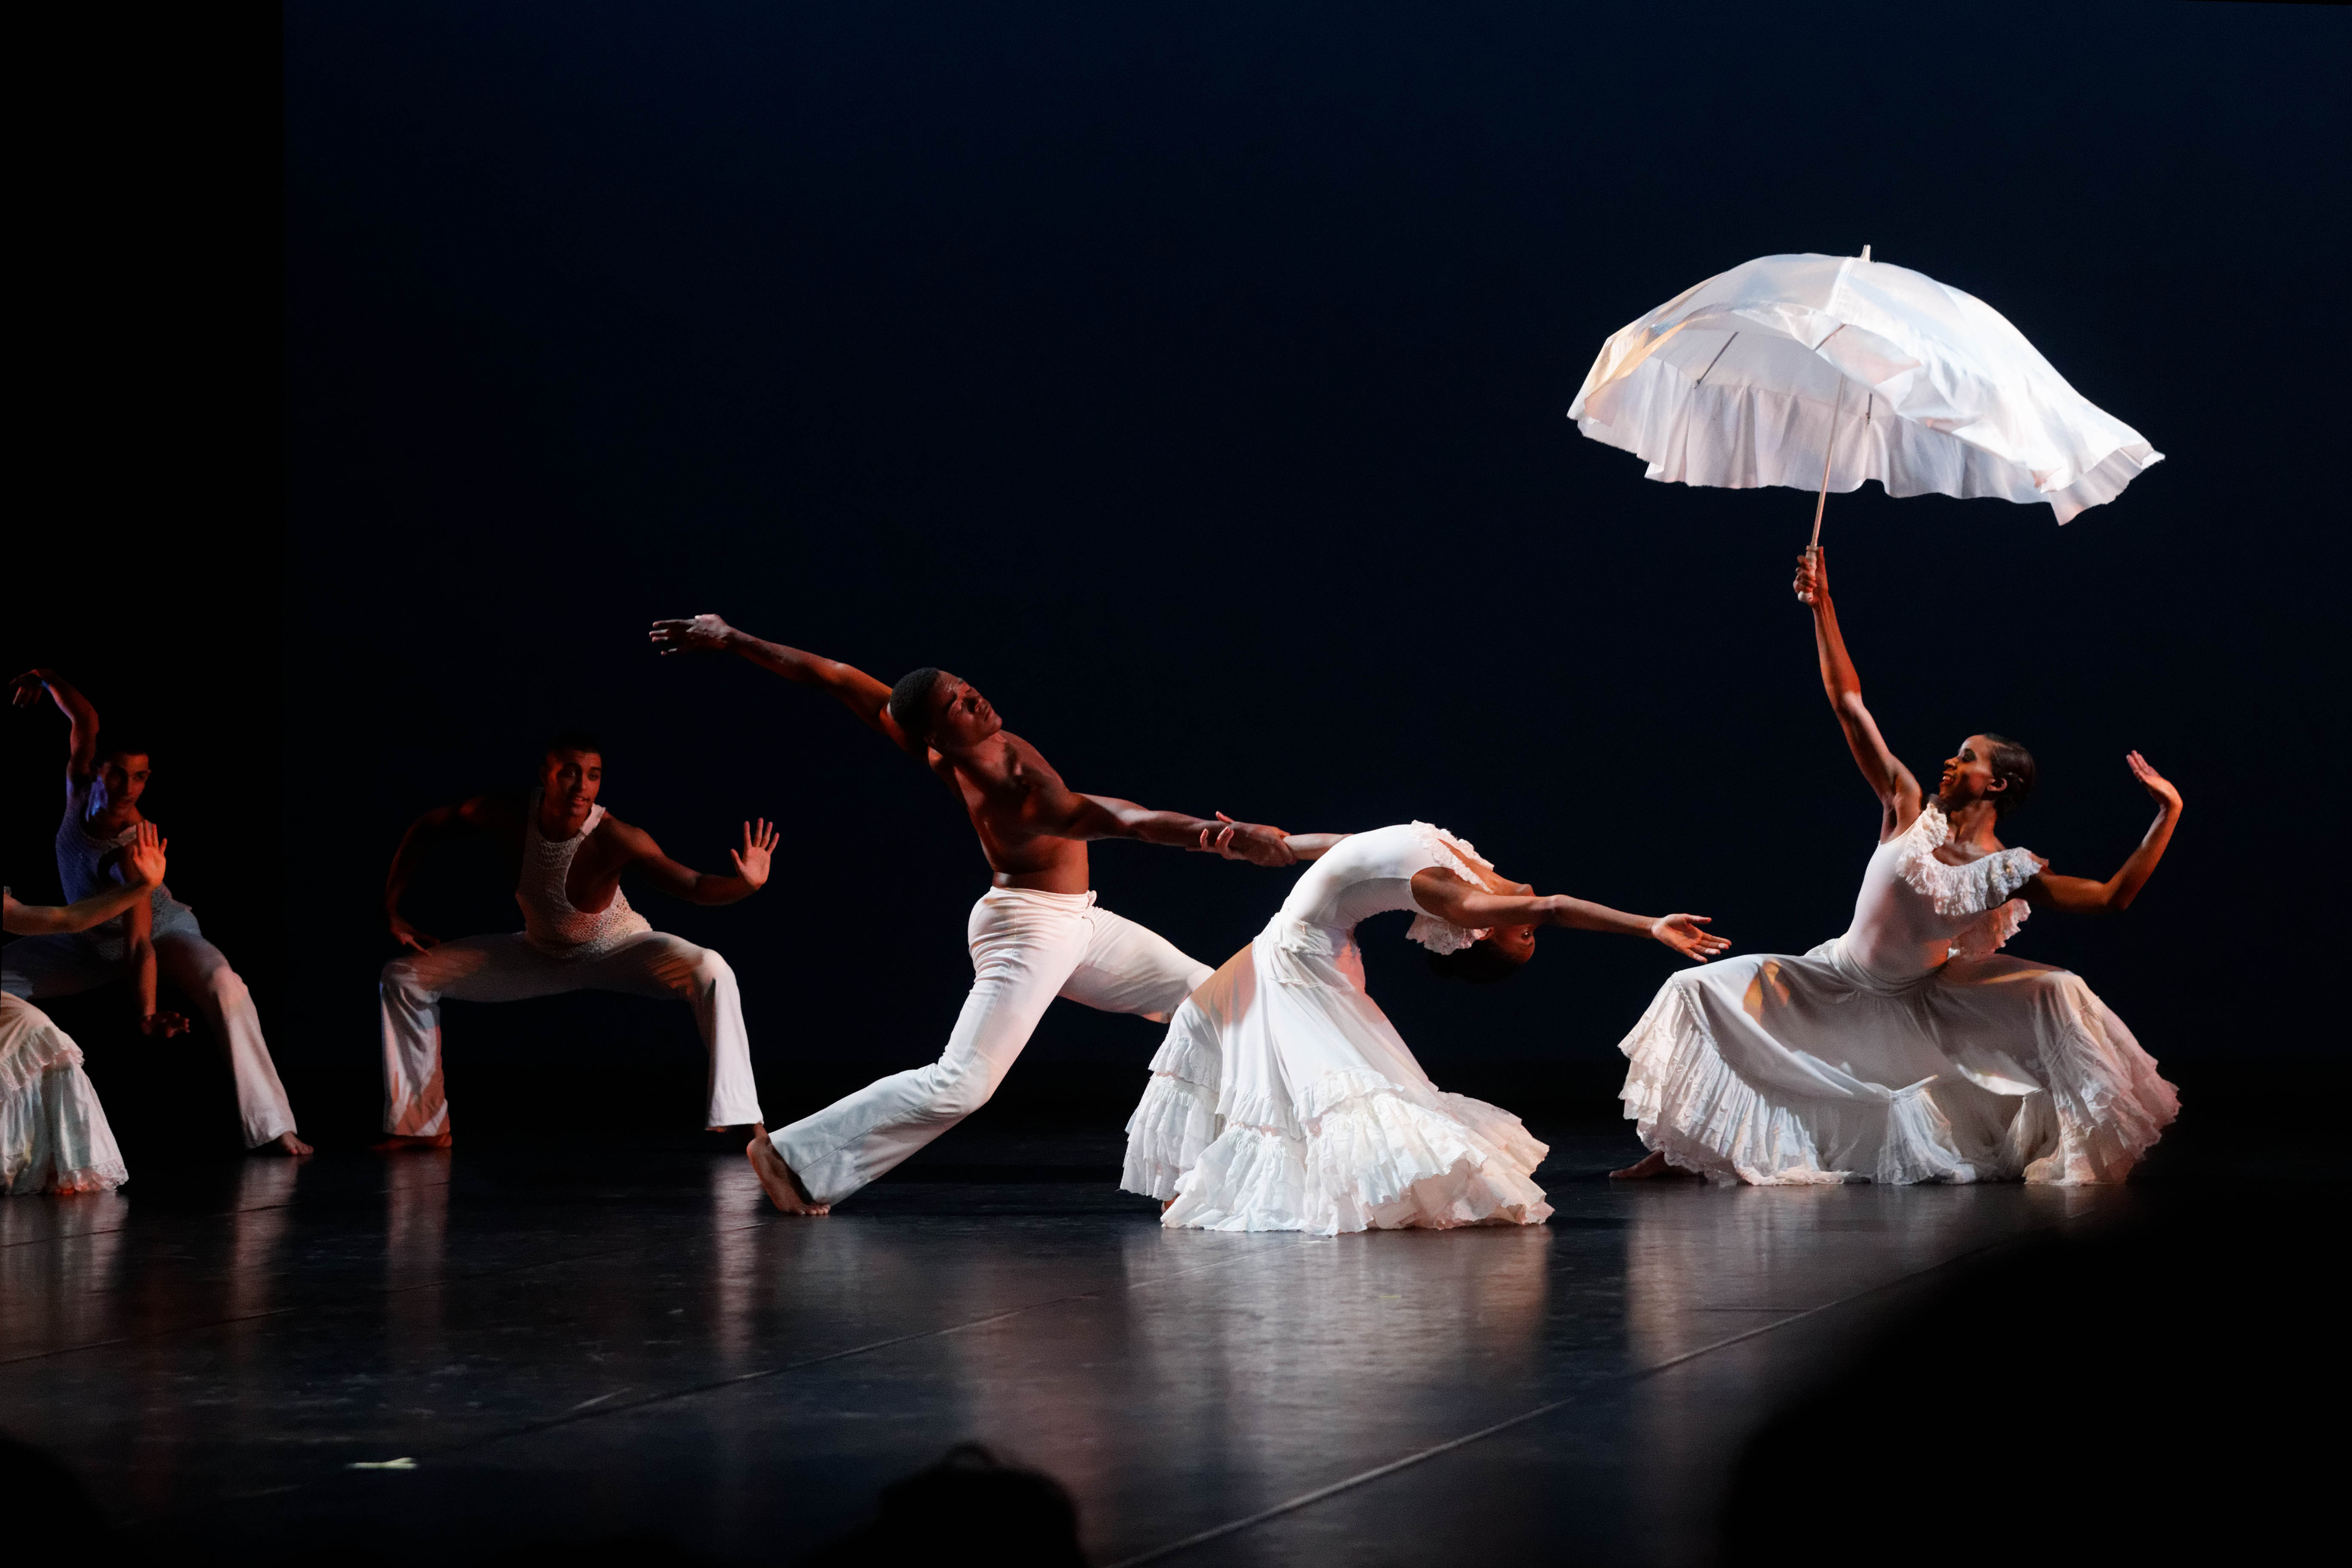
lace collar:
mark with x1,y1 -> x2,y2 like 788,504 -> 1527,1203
1894,806 -> 2046,919
1405,821 -> 1496,955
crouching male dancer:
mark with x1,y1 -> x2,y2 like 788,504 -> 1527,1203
376,730 -> 778,1148
649,614 -> 1296,1215
6,668 -> 308,1155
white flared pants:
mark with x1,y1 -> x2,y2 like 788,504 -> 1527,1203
2,928 -> 298,1149
378,929 -> 763,1136
773,887 -> 1211,1206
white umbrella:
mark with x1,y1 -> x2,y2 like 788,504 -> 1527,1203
1568,249 -> 2162,532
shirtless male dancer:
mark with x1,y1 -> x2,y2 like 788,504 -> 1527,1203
6,669 -> 309,1155
647,614 -> 1296,1214
376,730 -> 778,1149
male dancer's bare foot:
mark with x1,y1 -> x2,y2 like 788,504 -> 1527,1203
1609,1150 -> 1675,1180
372,1132 -> 454,1153
266,1131 -> 315,1157
746,1124 -> 828,1215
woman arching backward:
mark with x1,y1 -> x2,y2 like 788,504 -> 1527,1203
1124,820 -> 1728,1234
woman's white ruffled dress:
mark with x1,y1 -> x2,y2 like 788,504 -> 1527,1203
1122,824 -> 1551,1235
2,992 -> 128,1195
1617,806 -> 2175,1186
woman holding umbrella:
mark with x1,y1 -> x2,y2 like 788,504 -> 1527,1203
1611,547 -> 2183,1186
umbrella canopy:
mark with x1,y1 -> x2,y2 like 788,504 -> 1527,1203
1568,251 -> 2161,524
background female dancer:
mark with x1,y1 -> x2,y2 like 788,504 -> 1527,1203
1125,818 -> 1728,1234
1613,548 -> 2183,1186
3,822 -> 167,1194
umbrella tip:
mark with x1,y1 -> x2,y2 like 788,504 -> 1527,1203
1860,244 -> 1872,262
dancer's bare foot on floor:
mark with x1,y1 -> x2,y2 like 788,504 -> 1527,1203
746,1125 -> 828,1214
265,1131 -> 315,1157
372,1132 -> 453,1153
1610,1150 -> 1674,1179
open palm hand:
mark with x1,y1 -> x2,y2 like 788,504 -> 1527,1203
1652,913 -> 1731,964
731,819 -> 779,890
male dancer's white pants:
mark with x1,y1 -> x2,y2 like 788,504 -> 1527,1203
774,887 -> 1211,1207
3,930 -> 298,1148
379,930 -> 763,1136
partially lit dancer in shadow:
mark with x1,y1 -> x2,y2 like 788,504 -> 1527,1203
5,669 -> 308,1156
1126,821 -> 1728,1234
1612,548 -> 2182,1186
3,821 -> 169,1193
648,614 -> 1298,1216
376,730 -> 778,1150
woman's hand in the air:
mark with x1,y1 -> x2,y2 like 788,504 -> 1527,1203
2126,751 -> 2180,814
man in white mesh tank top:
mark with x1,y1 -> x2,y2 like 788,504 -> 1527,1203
648,613 -> 1297,1215
375,730 -> 778,1149
6,667 -> 310,1156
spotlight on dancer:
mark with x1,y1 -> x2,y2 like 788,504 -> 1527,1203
648,613 -> 1298,1216
1611,547 -> 2182,1185
375,730 -> 778,1150
1126,818 -> 1728,1233
6,669 -> 309,1156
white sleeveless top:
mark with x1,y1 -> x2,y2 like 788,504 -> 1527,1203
55,777 -> 198,959
1837,805 -> 2046,985
517,790 -> 652,958
1273,822 -> 1497,958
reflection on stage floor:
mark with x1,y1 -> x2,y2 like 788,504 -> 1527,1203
0,1117 -> 2281,1565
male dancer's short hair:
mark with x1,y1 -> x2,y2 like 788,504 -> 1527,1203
888,668 -> 943,743
98,731 -> 155,764
545,727 -> 603,759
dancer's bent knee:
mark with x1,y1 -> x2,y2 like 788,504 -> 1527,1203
926,1058 -> 1001,1123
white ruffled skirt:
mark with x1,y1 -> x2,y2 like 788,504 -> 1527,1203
1617,938 -> 2176,1186
2,994 -> 129,1196
1122,922 -> 1550,1235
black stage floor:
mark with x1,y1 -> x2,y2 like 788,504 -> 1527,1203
0,1073 -> 2328,1565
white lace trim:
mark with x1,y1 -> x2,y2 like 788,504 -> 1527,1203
1404,821 -> 1496,954
1950,899 -> 2032,961
1897,807 -> 2046,914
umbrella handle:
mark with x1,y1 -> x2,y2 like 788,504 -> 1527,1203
1798,376 -> 1851,604
1808,374 -> 1848,553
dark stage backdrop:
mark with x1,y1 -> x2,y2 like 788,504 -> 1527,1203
23,4 -> 2347,1148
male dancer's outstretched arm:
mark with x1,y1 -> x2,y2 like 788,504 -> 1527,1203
650,614 -> 1301,1215
10,666 -> 100,778
649,614 -> 1296,875
383,788 -> 778,953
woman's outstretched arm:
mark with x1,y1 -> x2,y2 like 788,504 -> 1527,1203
2025,753 -> 2183,915
0,823 -> 168,935
1795,548 -> 1923,841
1408,870 -> 1731,964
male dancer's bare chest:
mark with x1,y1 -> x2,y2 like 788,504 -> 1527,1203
943,739 -> 1088,887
